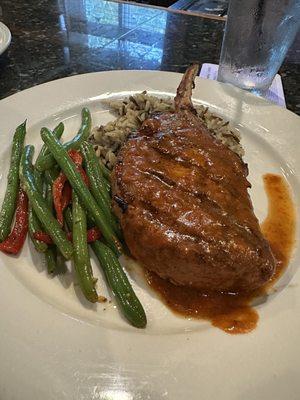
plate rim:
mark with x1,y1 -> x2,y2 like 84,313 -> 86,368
0,68 -> 299,119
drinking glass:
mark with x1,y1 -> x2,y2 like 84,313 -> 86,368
217,0 -> 300,95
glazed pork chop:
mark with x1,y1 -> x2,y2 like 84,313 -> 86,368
112,65 -> 275,292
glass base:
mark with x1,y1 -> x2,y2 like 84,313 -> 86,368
217,72 -> 270,97
243,86 -> 269,97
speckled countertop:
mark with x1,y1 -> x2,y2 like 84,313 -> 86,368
0,0 -> 299,114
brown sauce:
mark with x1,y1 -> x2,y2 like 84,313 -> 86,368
146,174 -> 296,334
261,174 -> 296,282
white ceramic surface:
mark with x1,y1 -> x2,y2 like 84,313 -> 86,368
0,22 -> 11,55
0,71 -> 299,400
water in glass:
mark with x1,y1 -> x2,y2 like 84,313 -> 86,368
218,0 -> 300,95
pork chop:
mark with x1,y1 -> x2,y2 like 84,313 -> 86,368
112,65 -> 275,292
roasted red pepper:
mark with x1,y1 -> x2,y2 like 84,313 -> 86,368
53,150 -> 88,226
0,189 -> 29,254
86,227 -> 102,242
61,182 -> 72,213
33,227 -> 101,244
68,149 -> 89,186
67,227 -> 101,242
32,231 -> 53,245
68,149 -> 83,166
53,172 -> 67,226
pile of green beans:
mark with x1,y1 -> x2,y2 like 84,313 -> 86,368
20,145 -> 73,260
40,128 -> 122,256
0,108 -> 147,329
28,123 -> 64,256
80,141 -> 121,238
36,108 -> 91,171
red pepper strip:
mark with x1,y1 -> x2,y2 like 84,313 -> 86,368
33,227 -> 101,244
53,150 -> 88,226
68,149 -> 83,166
53,172 -> 67,226
67,227 -> 100,242
0,189 -> 29,255
86,227 -> 101,242
61,182 -> 72,211
33,231 -> 53,245
68,150 -> 89,186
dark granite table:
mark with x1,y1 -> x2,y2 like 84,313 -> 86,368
0,0 -> 299,114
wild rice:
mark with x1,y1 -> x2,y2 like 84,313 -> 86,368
89,91 -> 244,169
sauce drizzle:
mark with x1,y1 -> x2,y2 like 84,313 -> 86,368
261,173 -> 296,282
146,174 -> 296,334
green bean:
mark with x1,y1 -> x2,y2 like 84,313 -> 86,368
28,166 -> 48,253
44,166 -> 60,186
44,182 -> 58,273
29,167 -> 49,252
35,122 -> 64,167
56,253 -> 68,274
28,206 -> 48,253
93,157 -> 111,193
28,168 -> 44,247
80,141 -> 120,236
72,191 -> 98,302
34,122 -> 64,191
81,142 -> 110,205
64,207 -> 73,231
20,145 -> 73,260
98,161 -> 111,195
28,164 -> 46,252
36,108 -> 91,171
28,124 -> 64,252
103,176 -> 111,195
40,128 -> 122,256
0,121 -> 26,241
91,241 -> 147,328
45,246 -> 57,274
45,182 -> 53,210
34,168 -> 44,192
98,159 -> 111,181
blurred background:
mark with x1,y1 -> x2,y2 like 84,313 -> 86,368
125,0 -> 229,15
0,0 -> 299,113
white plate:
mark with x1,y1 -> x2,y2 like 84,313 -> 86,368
0,22 -> 11,55
0,71 -> 299,400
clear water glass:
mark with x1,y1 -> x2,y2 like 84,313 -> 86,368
217,0 -> 300,95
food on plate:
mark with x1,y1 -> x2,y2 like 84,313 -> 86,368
72,191 -> 100,303
36,108 -> 91,172
0,121 -> 26,242
0,188 -> 28,255
112,64 -> 276,292
90,89 -> 244,170
40,127 -> 122,256
80,141 -> 121,237
20,145 -> 73,260
28,123 -> 64,255
0,109 -> 146,328
0,65 -> 290,332
91,240 -> 147,328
